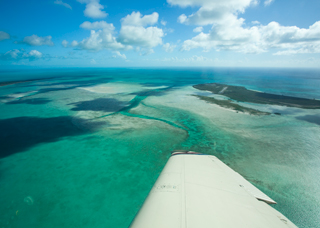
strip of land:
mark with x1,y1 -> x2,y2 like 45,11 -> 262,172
192,95 -> 270,115
193,83 -> 320,109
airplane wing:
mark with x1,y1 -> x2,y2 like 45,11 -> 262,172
129,151 -> 298,228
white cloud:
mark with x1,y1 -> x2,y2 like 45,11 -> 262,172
3,49 -> 20,59
0,31 -> 10,41
84,1 -> 107,18
22,35 -> 54,46
159,55 -> 214,62
26,50 -> 43,58
118,26 -> 164,48
178,14 -> 187,24
181,20 -> 320,54
193,26 -> 203,32
54,0 -> 72,9
76,29 -> 127,51
264,0 -> 274,6
80,21 -> 115,32
171,0 -> 258,26
141,49 -> 154,56
1,49 -> 43,61
118,12 -> 164,48
77,0 -> 107,18
71,40 -> 79,47
163,43 -> 176,52
166,28 -> 175,33
168,0 -> 258,10
169,0 -> 320,55
273,50 -> 300,56
252,20 -> 260,25
161,20 -> 167,26
61,40 -> 68,47
273,45 -> 320,55
73,11 -> 163,53
90,59 -> 96,64
112,51 -> 127,59
121,12 -> 159,27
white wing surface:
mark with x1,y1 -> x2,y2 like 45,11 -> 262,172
130,151 -> 298,228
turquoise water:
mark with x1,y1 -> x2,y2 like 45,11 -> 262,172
0,68 -> 320,228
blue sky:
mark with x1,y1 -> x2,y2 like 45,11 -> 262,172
0,0 -> 320,68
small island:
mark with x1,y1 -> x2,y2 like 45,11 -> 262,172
193,83 -> 320,109
192,95 -> 270,115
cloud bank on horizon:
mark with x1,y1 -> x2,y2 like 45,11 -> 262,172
172,0 -> 320,55
0,0 -> 320,67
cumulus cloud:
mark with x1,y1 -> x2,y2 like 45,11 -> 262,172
73,11 -> 163,53
62,40 -> 68,47
112,51 -> 126,59
118,12 -> 164,48
77,0 -> 107,18
161,20 -> 167,26
118,26 -> 163,48
22,35 -> 54,46
54,0 -> 72,9
182,20 -> 320,54
163,43 -> 176,52
159,55 -> 214,63
171,0 -> 258,26
27,50 -> 43,58
2,49 -> 20,59
168,0 -> 320,54
121,12 -> 159,27
76,29 -> 127,51
178,14 -> 187,24
80,21 -> 115,32
264,0 -> 274,6
273,41 -> 320,55
0,31 -> 10,41
193,26 -> 203,32
165,28 -> 175,33
71,40 -> 79,47
0,49 -> 43,61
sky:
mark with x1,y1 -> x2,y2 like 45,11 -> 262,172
0,0 -> 320,68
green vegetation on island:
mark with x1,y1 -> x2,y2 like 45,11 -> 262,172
193,83 -> 320,109
193,95 -> 270,115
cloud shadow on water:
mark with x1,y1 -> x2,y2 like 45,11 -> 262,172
129,86 -> 176,97
296,114 -> 320,126
38,78 -> 112,87
129,90 -> 168,97
0,116 -> 105,158
6,98 -> 52,105
69,98 -> 128,112
14,76 -> 112,97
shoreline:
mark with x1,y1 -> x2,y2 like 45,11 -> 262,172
193,83 -> 320,109
192,94 -> 271,115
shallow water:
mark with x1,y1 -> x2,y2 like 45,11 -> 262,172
0,68 -> 320,228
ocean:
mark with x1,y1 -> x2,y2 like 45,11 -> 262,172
0,68 -> 319,228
